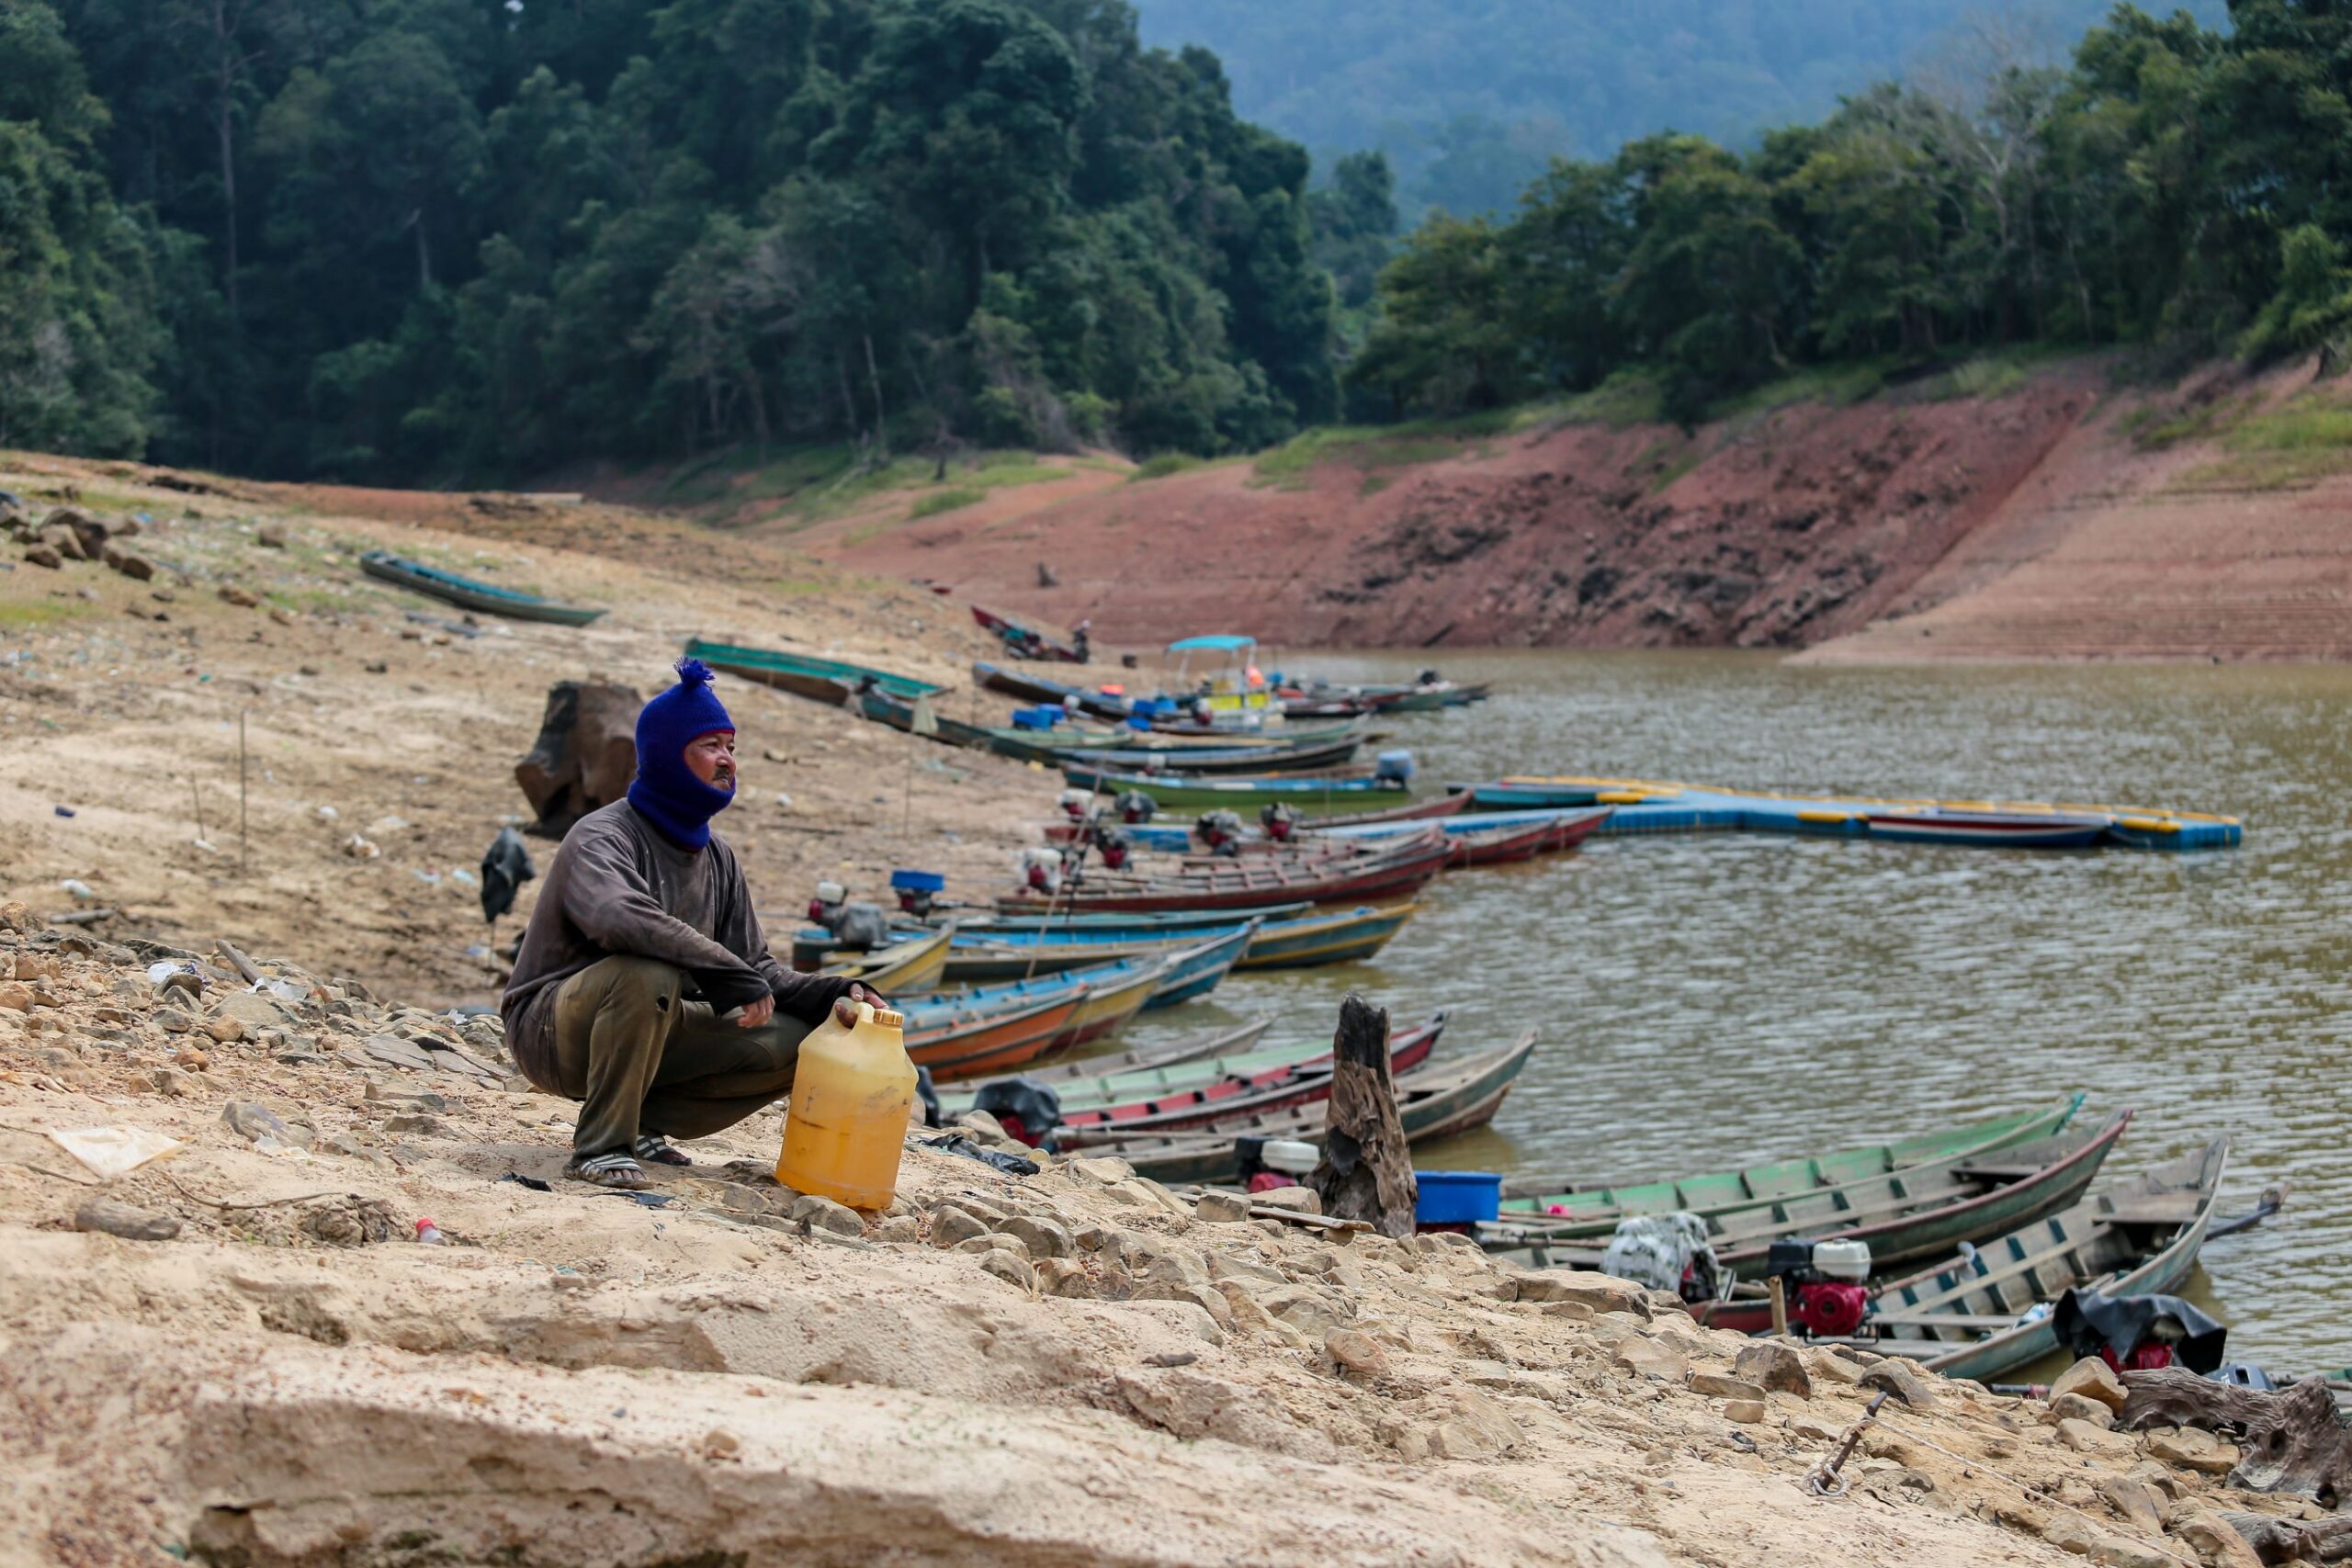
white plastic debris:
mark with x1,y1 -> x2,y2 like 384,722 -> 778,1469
345,834 -> 379,860
49,1126 -> 183,1179
315,806 -> 339,821
60,878 -> 96,901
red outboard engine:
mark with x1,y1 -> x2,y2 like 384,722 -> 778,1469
807,878 -> 847,926
1057,789 -> 1092,822
1194,809 -> 1245,856
1764,1238 -> 1872,1338
1019,848 -> 1065,896
1115,790 -> 1158,826
1259,802 -> 1299,842
1097,827 -> 1133,871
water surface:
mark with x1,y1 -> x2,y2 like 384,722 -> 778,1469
1117,652 -> 2352,1373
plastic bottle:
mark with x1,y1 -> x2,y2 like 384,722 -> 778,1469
776,1001 -> 916,1210
413,1216 -> 447,1246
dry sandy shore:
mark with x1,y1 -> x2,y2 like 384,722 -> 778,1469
0,454 -> 2328,1566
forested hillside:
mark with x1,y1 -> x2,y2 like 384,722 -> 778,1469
1132,0 -> 2227,215
1352,1 -> 2352,425
8,0 -> 1336,481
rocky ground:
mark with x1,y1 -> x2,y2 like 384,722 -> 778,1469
0,909 -> 2324,1567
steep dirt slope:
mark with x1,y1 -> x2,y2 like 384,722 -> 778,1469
779,369 -> 2104,650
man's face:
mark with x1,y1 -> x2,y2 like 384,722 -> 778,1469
684,729 -> 738,792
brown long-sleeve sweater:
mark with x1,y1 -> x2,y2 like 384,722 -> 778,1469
500,800 -> 850,1087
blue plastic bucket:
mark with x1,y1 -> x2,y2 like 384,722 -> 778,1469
1414,1170 -> 1501,1226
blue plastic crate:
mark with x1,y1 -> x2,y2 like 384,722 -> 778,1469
889,868 -> 945,894
1414,1170 -> 1501,1226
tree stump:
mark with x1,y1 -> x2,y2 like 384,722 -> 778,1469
514,681 -> 641,835
1308,993 -> 1418,1238
2119,1367 -> 2352,1505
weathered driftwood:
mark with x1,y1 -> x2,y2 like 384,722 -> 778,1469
1308,993 -> 1417,1239
2220,1512 -> 2352,1564
2120,1368 -> 2352,1504
515,681 -> 641,834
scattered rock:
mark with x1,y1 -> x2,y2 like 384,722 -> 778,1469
175,1044 -> 211,1071
218,583 -> 261,608
1510,1271 -> 1651,1318
1734,1342 -> 1813,1398
697,1427 -> 741,1461
1195,1190 -> 1253,1223
1724,1398 -> 1769,1425
1256,1285 -> 1345,1338
103,546 -> 154,581
73,1199 -> 181,1241
2052,1356 -> 2130,1413
0,980 -> 32,1012
153,1007 -> 195,1034
1612,1340 -> 1687,1382
789,1194 -> 864,1236
1000,1214 -> 1072,1258
300,1196 -> 397,1246
1325,1328 -> 1388,1377
2145,1427 -> 2239,1476
1068,1156 -> 1133,1184
2171,1508 -> 2265,1568
928,1205 -> 989,1247
1860,1358 -> 1936,1409
978,1251 -> 1035,1291
2094,1473 -> 2165,1533
1690,1372 -> 1768,1402
199,1014 -> 245,1044
2059,1417 -> 2139,1457
872,1215 -> 921,1245
151,1067 -> 198,1098
1034,1258 -> 1091,1297
2053,1392 -> 2116,1428
1250,1186 -> 1321,1216
23,545 -> 62,570
255,525 -> 288,548
221,1100 -> 299,1145
213,992 -> 293,1028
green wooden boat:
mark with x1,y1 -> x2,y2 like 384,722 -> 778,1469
686,637 -> 946,705
1234,900 -> 1419,969
1497,1094 -> 2087,1235
1803,1139 -> 2230,1383
1061,765 -> 1416,813
1484,1108 -> 2129,1280
359,551 -> 606,626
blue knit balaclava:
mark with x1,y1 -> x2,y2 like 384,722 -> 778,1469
627,659 -> 737,850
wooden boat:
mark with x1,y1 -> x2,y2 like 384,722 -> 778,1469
1058,736 -> 1365,776
1094,1032 -> 1539,1184
1143,923 -> 1257,1010
939,1016 -> 1440,1119
1237,901 -> 1419,969
906,990 -> 1088,1080
972,604 -> 1085,662
1460,782 -> 1608,811
937,1017 -> 1272,1104
959,904 -> 1317,934
1061,765 -> 1416,813
1762,1140 -> 2231,1383
687,637 -> 946,705
998,833 -> 1450,914
1439,682 -> 1493,707
1052,957 -> 1166,1048
1050,1020 -> 1445,1142
1497,1096 -> 2088,1228
1488,1111 -> 2132,1282
359,551 -> 606,626
1864,807 -> 2115,851
812,927 -> 951,994
1310,805 -> 1609,867
975,660 -> 1132,720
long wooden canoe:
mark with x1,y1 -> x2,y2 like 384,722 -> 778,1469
1235,901 -> 1420,969
812,927 -> 951,994
936,1018 -> 1272,1106
1061,765 -> 1416,813
997,833 -> 1449,915
972,604 -> 1085,662
1498,1095 -> 2089,1223
939,1020 -> 1438,1120
1049,1023 -> 1442,1142
974,660 -> 1132,720
907,991 -> 1087,1080
688,637 -> 946,705
1059,737 -> 1367,776
360,551 -> 606,626
1487,1110 -> 2132,1281
1753,1140 -> 2231,1382
1096,1032 -> 1538,1185
1143,923 -> 1257,1010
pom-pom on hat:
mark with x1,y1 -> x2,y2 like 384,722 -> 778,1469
627,658 -> 738,849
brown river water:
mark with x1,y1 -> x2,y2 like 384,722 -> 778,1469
1113,651 -> 2352,1376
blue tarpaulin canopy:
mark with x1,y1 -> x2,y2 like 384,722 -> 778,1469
1165,635 -> 1256,651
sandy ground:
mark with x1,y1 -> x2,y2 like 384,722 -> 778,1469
0,455 -> 2331,1565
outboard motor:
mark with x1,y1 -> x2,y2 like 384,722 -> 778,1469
1019,847 -> 1064,897
890,868 -> 945,919
1374,749 -> 1417,788
1115,790 -> 1158,826
1258,802 -> 1299,842
1763,1238 -> 1872,1337
1416,668 -> 1442,687
1194,809 -> 1246,856
1097,826 -> 1134,872
807,878 -> 848,927
1057,788 -> 1093,822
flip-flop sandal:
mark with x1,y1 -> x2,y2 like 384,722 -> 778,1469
632,1134 -> 692,1167
566,1151 -> 650,1190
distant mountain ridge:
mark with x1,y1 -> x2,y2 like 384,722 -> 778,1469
1131,0 -> 2231,212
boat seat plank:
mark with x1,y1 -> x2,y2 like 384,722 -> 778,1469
1870,1312 -> 2041,1331
1948,1164 -> 2047,1182
2098,1197 -> 2203,1225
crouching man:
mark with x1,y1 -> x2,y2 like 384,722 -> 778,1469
503,658 -> 879,1189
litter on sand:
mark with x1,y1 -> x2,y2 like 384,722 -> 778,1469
49,1125 -> 184,1179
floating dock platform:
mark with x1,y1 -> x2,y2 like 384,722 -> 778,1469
1479,775 -> 2243,852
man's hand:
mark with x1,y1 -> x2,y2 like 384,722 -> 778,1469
831,982 -> 888,1028
737,993 -> 775,1030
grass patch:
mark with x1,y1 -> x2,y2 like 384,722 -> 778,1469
2179,390 -> 2352,489
2130,391 -> 2256,452
1358,473 -> 1394,498
0,596 -> 94,630
1709,361 -> 1887,423
1547,369 -> 1668,428
1250,415 -> 1512,489
908,487 -> 986,519
1129,453 -> 1204,482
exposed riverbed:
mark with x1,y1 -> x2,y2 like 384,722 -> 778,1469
1117,651 -> 2352,1374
